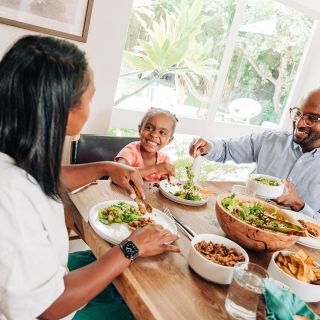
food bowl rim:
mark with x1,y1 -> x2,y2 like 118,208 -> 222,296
248,173 -> 284,188
270,250 -> 320,287
190,233 -> 249,270
216,193 -> 300,239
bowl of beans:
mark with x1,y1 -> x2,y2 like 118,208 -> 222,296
188,234 -> 249,284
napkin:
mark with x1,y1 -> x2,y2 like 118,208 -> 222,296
263,278 -> 320,320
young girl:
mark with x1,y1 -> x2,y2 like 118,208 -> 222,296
115,108 -> 178,181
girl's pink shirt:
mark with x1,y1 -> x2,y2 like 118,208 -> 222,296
114,141 -> 170,181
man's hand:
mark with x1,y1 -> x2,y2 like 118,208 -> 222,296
189,137 -> 211,158
272,180 -> 305,211
108,162 -> 145,199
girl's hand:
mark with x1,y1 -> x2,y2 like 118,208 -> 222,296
156,163 -> 175,177
108,162 -> 145,199
189,137 -> 211,158
272,180 -> 305,211
129,224 -> 180,257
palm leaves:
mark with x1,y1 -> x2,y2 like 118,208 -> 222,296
116,0 -> 216,106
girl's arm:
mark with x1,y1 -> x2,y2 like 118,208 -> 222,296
116,158 -> 175,179
138,162 -> 175,178
39,224 -> 180,319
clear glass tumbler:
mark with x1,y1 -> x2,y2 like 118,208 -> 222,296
231,184 -> 256,197
225,262 -> 268,320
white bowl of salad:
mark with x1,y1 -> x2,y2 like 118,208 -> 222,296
246,174 -> 284,199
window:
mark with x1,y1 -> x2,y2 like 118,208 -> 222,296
108,0 -> 317,181
114,0 -> 237,121
111,0 -> 315,137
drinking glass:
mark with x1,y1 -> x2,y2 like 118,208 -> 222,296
231,184 -> 256,197
225,262 -> 268,320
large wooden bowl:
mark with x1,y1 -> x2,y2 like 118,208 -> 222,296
215,194 -> 300,251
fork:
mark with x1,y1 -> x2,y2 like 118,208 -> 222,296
131,183 -> 153,213
163,207 -> 196,240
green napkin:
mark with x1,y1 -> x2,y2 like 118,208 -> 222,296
264,278 -> 319,320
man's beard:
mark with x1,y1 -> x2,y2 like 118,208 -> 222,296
293,123 -> 320,149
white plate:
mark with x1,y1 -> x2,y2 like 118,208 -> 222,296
284,210 -> 320,249
89,200 -> 178,245
159,179 -> 208,207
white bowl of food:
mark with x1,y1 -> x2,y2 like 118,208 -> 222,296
188,234 -> 249,284
267,250 -> 320,302
246,174 -> 284,199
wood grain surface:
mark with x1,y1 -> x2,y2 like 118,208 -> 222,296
65,180 -> 320,320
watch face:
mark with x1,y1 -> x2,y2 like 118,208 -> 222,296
121,240 -> 139,260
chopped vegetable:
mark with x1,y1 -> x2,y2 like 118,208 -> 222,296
253,176 -> 280,186
173,165 -> 202,201
221,194 -> 306,236
98,201 -> 142,225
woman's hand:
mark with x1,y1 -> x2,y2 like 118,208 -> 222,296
272,180 -> 305,211
189,137 -> 211,158
129,224 -> 180,257
108,162 -> 145,199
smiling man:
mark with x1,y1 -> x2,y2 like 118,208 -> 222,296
189,89 -> 320,219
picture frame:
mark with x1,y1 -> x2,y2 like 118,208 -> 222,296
0,0 -> 94,42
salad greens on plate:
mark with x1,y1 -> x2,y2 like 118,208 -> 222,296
98,201 -> 141,225
172,166 -> 202,201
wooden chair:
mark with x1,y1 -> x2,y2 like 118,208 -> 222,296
65,134 -> 139,239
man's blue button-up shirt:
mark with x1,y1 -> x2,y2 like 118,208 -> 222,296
206,130 -> 320,219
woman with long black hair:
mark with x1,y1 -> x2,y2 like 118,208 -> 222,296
0,35 -> 180,320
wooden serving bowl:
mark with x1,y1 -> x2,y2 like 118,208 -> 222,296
215,194 -> 300,252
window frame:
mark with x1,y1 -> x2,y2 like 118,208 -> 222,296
110,0 -> 319,138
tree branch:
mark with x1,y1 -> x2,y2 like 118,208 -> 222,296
238,47 -> 277,86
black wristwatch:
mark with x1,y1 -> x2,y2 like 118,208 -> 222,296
119,239 -> 139,261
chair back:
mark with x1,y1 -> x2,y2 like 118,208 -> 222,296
70,134 -> 139,164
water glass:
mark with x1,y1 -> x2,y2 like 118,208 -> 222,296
231,184 -> 256,197
225,262 -> 268,320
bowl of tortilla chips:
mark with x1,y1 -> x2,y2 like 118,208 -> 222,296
268,250 -> 320,302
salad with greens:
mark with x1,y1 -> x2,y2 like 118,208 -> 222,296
98,201 -> 142,225
253,176 -> 280,186
173,166 -> 202,201
221,194 -> 306,236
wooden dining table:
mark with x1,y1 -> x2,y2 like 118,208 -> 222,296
66,180 -> 320,320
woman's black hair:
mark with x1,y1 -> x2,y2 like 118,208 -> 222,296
0,35 -> 88,199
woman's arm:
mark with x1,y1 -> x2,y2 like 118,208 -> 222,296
61,162 -> 145,199
39,224 -> 180,319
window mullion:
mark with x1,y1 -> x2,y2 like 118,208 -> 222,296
279,21 -> 319,130
204,0 -> 248,136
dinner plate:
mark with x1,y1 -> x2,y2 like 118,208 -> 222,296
159,180 -> 208,207
89,200 -> 178,245
284,210 -> 320,249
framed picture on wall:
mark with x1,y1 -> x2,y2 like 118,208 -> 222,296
0,0 -> 94,42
